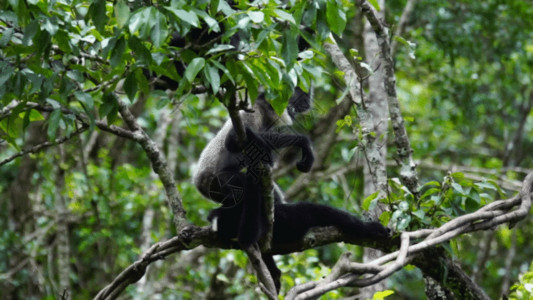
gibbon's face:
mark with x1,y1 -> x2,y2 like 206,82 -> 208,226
287,87 -> 312,120
257,87 -> 312,127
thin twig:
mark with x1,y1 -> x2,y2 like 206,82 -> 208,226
0,125 -> 89,166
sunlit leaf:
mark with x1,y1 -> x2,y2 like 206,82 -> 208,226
204,64 -> 220,94
326,0 -> 346,35
114,0 -> 130,28
165,7 -> 200,27
184,57 -> 205,83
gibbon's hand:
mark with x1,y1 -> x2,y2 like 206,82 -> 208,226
225,129 -> 244,153
296,136 -> 314,173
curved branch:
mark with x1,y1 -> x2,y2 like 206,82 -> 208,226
94,170 -> 532,299
93,223 -> 395,300
287,171 -> 533,299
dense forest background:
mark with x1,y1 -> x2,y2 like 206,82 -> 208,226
1,0 -> 533,299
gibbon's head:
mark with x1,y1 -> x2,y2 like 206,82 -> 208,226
255,87 -> 312,127
287,87 -> 312,119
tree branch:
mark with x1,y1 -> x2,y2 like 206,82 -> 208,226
391,0 -> 418,56
0,124 -> 88,166
224,91 -> 277,296
323,34 -> 387,201
115,99 -> 187,230
286,171 -> 533,299
358,0 -> 420,195
93,170 -> 532,299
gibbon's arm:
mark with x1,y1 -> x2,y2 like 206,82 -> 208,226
225,126 -> 314,172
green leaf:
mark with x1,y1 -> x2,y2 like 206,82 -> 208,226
211,60 -> 234,84
397,214 -> 411,231
114,0 -> 130,28
206,44 -> 235,55
47,110 -> 62,139
451,182 -> 465,195
99,97 -> 114,118
151,10 -> 168,48
398,201 -> 409,212
204,64 -> 220,94
74,91 -> 94,110
269,93 -> 288,116
43,18 -> 58,36
195,9 -> 220,32
335,119 -> 345,133
362,191 -> 379,210
22,20 -> 39,46
412,209 -> 425,220
184,57 -> 205,83
124,72 -> 137,101
379,211 -> 391,226
326,0 -> 347,35
135,68 -> 150,95
394,36 -> 410,47
165,7 -> 200,27
101,93 -> 118,124
241,63 -> 258,101
420,188 -> 440,200
27,109 -> 44,121
156,97 -> 171,109
465,197 -> 480,213
282,27 -> 298,68
128,8 -> 147,36
0,61 -> 14,86
273,9 -> 296,24
373,290 -> 394,299
128,36 -> 152,64
248,11 -> 264,23
0,27 -> 13,47
91,0 -> 107,32
217,0 -> 235,16
110,36 -> 126,67
368,0 -> 381,11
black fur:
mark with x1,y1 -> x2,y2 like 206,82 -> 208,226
206,119 -> 389,293
212,124 -> 314,247
208,199 -> 390,245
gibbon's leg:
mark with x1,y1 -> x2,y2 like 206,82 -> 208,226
206,171 -> 247,207
237,171 -> 268,247
272,202 -> 390,244
208,203 -> 242,244
207,170 -> 268,247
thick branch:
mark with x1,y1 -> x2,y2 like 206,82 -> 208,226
93,224 -> 395,300
286,171 -> 533,299
94,167 -> 532,299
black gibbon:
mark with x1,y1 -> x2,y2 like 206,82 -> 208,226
193,89 -> 315,247
197,92 -> 389,291
194,90 -> 389,246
